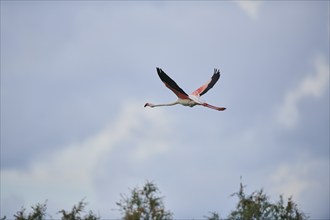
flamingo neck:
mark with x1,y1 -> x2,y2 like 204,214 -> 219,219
149,101 -> 178,108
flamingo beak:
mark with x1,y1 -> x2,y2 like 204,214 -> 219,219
144,103 -> 149,107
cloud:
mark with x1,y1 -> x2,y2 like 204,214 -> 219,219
277,55 -> 329,129
268,160 -> 310,201
1,101 -> 173,217
236,1 -> 262,20
267,153 -> 329,218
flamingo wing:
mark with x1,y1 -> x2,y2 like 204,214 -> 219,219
192,68 -> 220,96
156,67 -> 189,99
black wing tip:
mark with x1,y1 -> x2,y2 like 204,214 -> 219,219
213,68 -> 221,80
156,67 -> 169,82
156,67 -> 166,78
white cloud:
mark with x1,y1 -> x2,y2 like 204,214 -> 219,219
277,55 -> 329,129
268,161 -> 310,201
236,1 -> 262,20
267,154 -> 329,218
1,101 -> 173,217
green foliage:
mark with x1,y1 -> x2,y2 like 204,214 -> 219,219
204,212 -> 221,220
11,200 -> 99,220
116,181 -> 173,220
225,182 -> 308,220
14,202 -> 48,220
6,180 -> 309,220
58,199 -> 100,220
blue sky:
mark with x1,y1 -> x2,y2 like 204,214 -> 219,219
1,1 -> 329,219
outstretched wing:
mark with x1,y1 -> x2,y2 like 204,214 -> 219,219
191,68 -> 220,96
156,67 -> 189,99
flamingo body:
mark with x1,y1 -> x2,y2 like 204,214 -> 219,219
144,68 -> 226,111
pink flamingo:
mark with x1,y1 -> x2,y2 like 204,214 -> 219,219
144,68 -> 226,111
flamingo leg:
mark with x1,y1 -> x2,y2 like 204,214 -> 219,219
202,103 -> 226,111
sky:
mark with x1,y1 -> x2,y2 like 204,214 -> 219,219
1,1 -> 329,219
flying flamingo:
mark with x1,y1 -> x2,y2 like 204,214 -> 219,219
144,67 -> 226,111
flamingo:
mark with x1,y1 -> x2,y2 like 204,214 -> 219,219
144,67 -> 226,111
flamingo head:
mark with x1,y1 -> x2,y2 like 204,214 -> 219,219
144,103 -> 154,107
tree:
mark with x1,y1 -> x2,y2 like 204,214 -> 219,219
5,180 -> 309,220
204,212 -> 221,220
14,201 -> 48,220
11,200 -> 99,220
207,181 -> 308,220
116,181 -> 173,220
58,199 -> 100,220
